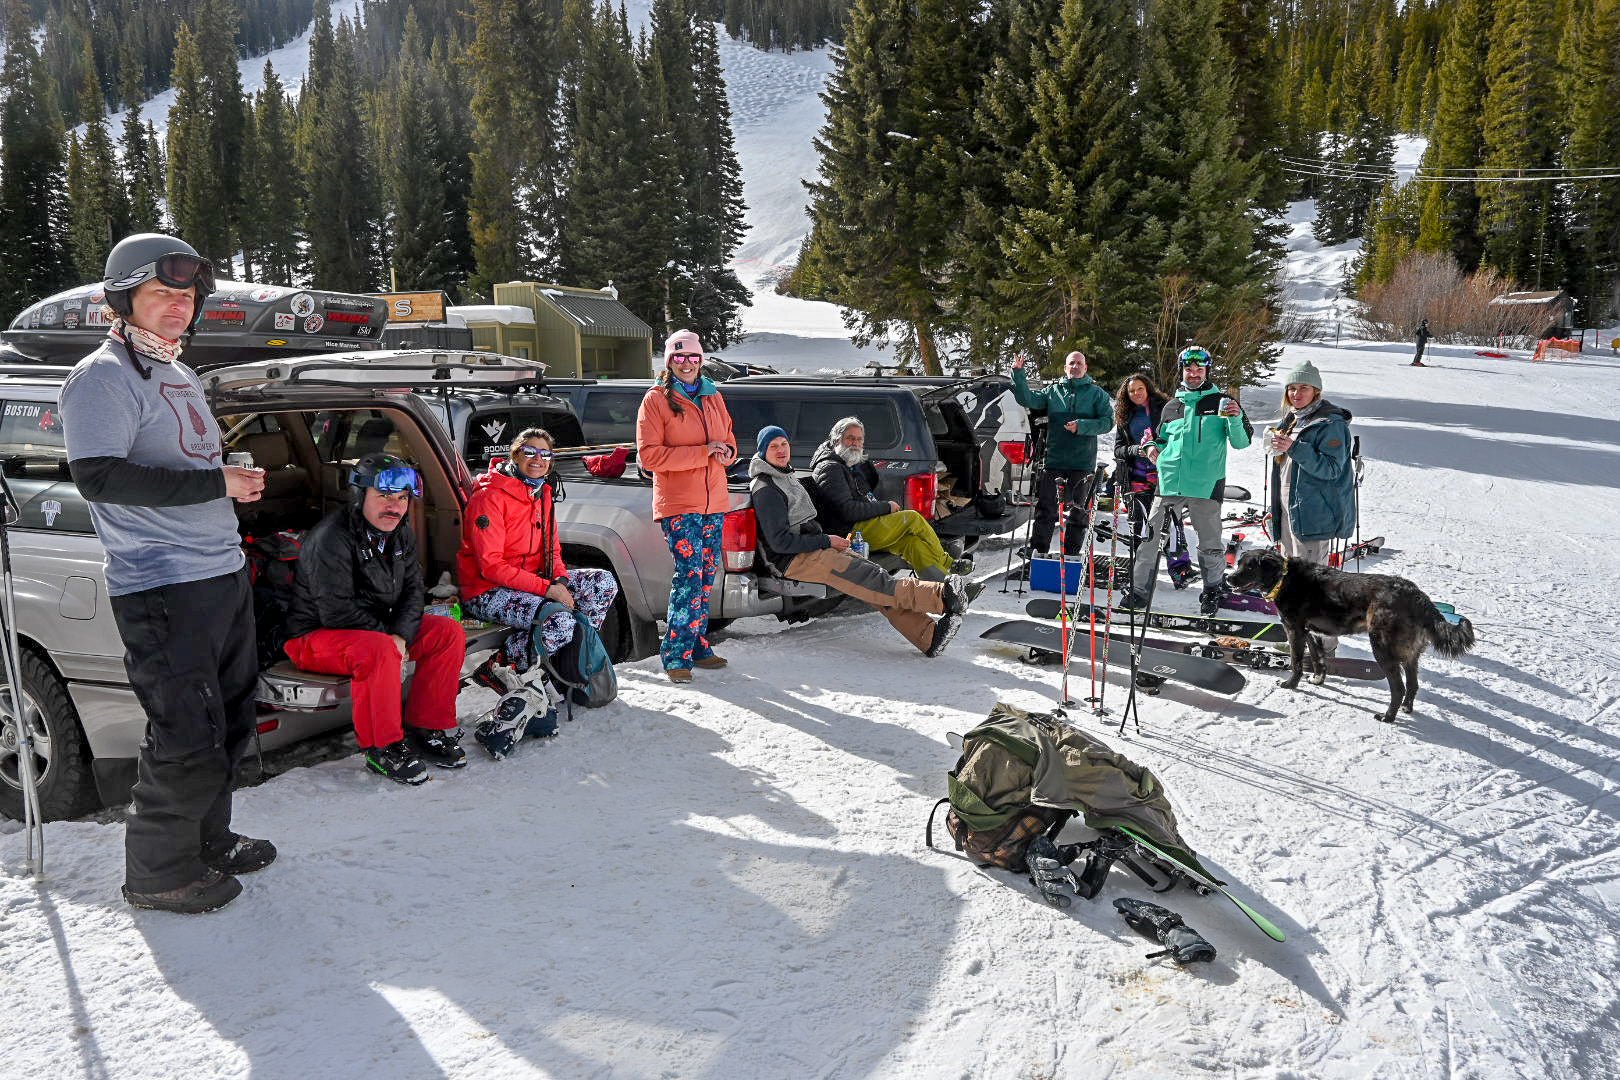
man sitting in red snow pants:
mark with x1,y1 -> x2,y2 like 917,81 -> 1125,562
282,452 -> 467,785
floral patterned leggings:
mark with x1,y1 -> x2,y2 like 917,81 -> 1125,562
462,568 -> 619,671
659,512 -> 723,671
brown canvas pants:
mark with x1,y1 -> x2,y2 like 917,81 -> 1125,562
785,547 -> 946,653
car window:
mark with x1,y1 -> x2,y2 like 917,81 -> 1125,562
313,409 -> 409,464
0,397 -> 94,533
581,390 -> 644,445
796,398 -> 901,450
721,396 -> 794,456
463,406 -> 585,470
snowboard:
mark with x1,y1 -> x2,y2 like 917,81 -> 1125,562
1135,634 -> 1385,681
980,619 -> 1247,696
1113,825 -> 1287,942
1025,597 -> 1289,644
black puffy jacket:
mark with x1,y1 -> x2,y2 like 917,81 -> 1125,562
808,440 -> 888,536
284,503 -> 425,643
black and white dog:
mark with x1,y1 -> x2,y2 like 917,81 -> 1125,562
1228,549 -> 1475,723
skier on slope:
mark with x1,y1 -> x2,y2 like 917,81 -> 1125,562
1119,345 -> 1252,615
1411,318 -> 1431,367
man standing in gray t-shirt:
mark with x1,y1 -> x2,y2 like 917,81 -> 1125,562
60,233 -> 270,915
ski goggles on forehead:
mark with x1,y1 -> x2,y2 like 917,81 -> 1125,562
514,445 -> 555,460
362,465 -> 422,497
125,252 -> 216,294
1178,348 -> 1211,366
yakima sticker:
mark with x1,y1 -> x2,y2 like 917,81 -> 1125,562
289,293 -> 316,317
204,309 -> 246,323
274,313 -> 295,330
326,311 -> 369,324
303,314 -> 324,333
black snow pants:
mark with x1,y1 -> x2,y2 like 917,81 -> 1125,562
110,568 -> 258,892
1032,468 -> 1097,556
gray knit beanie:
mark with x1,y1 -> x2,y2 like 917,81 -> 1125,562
1282,359 -> 1323,391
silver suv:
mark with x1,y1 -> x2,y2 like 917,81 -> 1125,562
0,352 -> 539,820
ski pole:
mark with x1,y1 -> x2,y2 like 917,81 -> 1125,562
1055,477 -> 1072,706
1100,479 -> 1121,713
0,471 -> 42,877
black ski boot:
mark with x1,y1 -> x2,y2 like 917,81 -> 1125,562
123,868 -> 243,914
1113,897 -> 1217,964
201,833 -> 278,875
364,740 -> 429,785
1117,589 -> 1149,611
926,611 -> 963,657
1198,583 -> 1227,616
950,556 -> 975,575
408,726 -> 468,769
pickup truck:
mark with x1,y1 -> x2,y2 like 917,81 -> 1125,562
548,374 -> 1030,552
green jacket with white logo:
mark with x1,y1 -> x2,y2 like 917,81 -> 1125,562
1011,369 -> 1114,472
1151,382 -> 1252,500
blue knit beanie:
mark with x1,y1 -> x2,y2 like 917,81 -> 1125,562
756,425 -> 790,458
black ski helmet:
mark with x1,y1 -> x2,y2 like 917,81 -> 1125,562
349,452 -> 422,498
101,233 -> 216,334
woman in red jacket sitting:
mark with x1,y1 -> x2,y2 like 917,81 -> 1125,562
457,427 -> 619,678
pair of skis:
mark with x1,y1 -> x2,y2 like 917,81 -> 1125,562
981,619 -> 1248,695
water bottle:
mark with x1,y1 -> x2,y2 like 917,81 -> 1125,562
850,530 -> 869,559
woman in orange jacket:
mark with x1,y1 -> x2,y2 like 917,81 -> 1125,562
635,329 -> 737,682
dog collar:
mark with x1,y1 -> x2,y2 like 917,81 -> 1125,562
1264,563 -> 1288,602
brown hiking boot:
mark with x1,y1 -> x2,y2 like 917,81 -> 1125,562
694,655 -> 728,670
123,868 -> 243,914
665,667 -> 693,683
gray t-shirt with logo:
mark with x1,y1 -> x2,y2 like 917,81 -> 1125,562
60,341 -> 244,596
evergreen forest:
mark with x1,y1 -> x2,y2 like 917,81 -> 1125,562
0,0 -> 1616,372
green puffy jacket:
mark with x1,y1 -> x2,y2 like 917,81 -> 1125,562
1152,382 -> 1252,499
1011,368 -> 1113,471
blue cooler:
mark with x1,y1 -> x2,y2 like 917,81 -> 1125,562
1028,556 -> 1087,595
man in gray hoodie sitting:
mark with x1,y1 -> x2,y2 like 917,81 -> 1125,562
749,426 -> 966,656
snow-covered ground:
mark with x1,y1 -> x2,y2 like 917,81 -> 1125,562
16,18 -> 1620,1080
5,337 -> 1619,1078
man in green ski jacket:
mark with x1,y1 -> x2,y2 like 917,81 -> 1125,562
1011,350 -> 1114,557
1122,345 -> 1252,615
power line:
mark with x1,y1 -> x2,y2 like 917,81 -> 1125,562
1277,154 -> 1620,184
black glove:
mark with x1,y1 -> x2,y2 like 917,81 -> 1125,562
1113,897 -> 1217,964
1026,835 -> 1073,908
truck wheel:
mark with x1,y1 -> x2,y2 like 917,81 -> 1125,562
0,651 -> 97,822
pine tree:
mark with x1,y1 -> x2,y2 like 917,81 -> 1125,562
1565,0 -> 1620,322
119,63 -> 162,232
466,0 -> 529,297
1132,0 -> 1278,384
1313,23 -> 1395,245
804,0 -> 989,373
1354,176 -> 1423,288
194,0 -> 249,274
385,48 -> 455,291
1415,0 -> 1492,267
1477,0 -> 1561,286
0,0 -> 73,310
65,65 -> 130,279
165,25 -> 230,262
303,16 -> 381,289
1221,0 -> 1286,209
561,3 -> 663,323
682,14 -> 750,345
987,0 -> 1143,376
247,63 -> 304,285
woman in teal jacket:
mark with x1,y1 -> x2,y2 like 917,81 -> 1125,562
1264,359 -> 1355,560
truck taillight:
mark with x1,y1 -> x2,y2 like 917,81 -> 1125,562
906,472 -> 938,520
722,507 -> 757,572
998,440 -> 1027,466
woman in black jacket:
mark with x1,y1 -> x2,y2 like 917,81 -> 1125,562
1111,373 -> 1168,544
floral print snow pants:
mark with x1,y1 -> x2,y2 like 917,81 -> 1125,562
659,512 -> 723,671
463,568 -> 620,671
